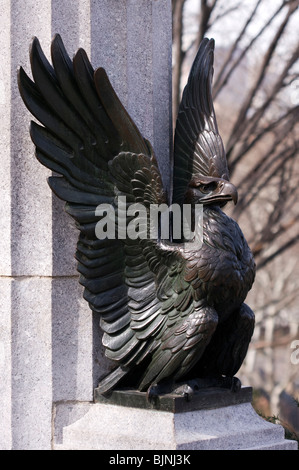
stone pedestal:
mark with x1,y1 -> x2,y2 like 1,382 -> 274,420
53,388 -> 298,450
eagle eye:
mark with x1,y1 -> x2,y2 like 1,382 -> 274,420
200,182 -> 218,193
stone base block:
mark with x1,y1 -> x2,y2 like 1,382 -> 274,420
54,388 -> 298,450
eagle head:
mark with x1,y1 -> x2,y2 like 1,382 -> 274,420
184,175 -> 238,207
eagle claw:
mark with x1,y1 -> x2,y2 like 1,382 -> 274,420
230,376 -> 241,392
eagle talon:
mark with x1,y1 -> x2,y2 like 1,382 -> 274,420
183,384 -> 194,402
230,377 -> 242,393
146,384 -> 160,403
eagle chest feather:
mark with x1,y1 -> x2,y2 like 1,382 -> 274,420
185,207 -> 255,319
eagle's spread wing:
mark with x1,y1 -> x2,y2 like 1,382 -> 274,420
18,35 -> 216,394
172,38 -> 229,206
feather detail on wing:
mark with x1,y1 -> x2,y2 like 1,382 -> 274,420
18,34 -> 157,352
172,38 -> 229,206
138,304 -> 218,391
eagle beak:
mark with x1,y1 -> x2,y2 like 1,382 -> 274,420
219,181 -> 238,205
198,180 -> 238,206
185,177 -> 238,206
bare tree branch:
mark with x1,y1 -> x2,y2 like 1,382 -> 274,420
213,1 -> 287,99
211,2 -> 242,27
197,0 -> 219,48
213,0 -> 263,96
226,2 -> 298,157
230,47 -> 299,172
172,0 -> 186,127
257,233 -> 299,270
236,138 -> 298,217
231,106 -> 299,170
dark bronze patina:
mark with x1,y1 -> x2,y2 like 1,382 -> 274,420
18,36 -> 255,400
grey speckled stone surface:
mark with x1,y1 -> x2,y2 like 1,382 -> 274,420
54,398 -> 298,450
0,0 -> 172,450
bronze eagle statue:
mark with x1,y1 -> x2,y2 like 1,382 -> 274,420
18,35 -> 255,398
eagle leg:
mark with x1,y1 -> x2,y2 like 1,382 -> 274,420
190,303 -> 255,381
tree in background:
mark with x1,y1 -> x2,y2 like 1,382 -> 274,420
172,0 -> 299,419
